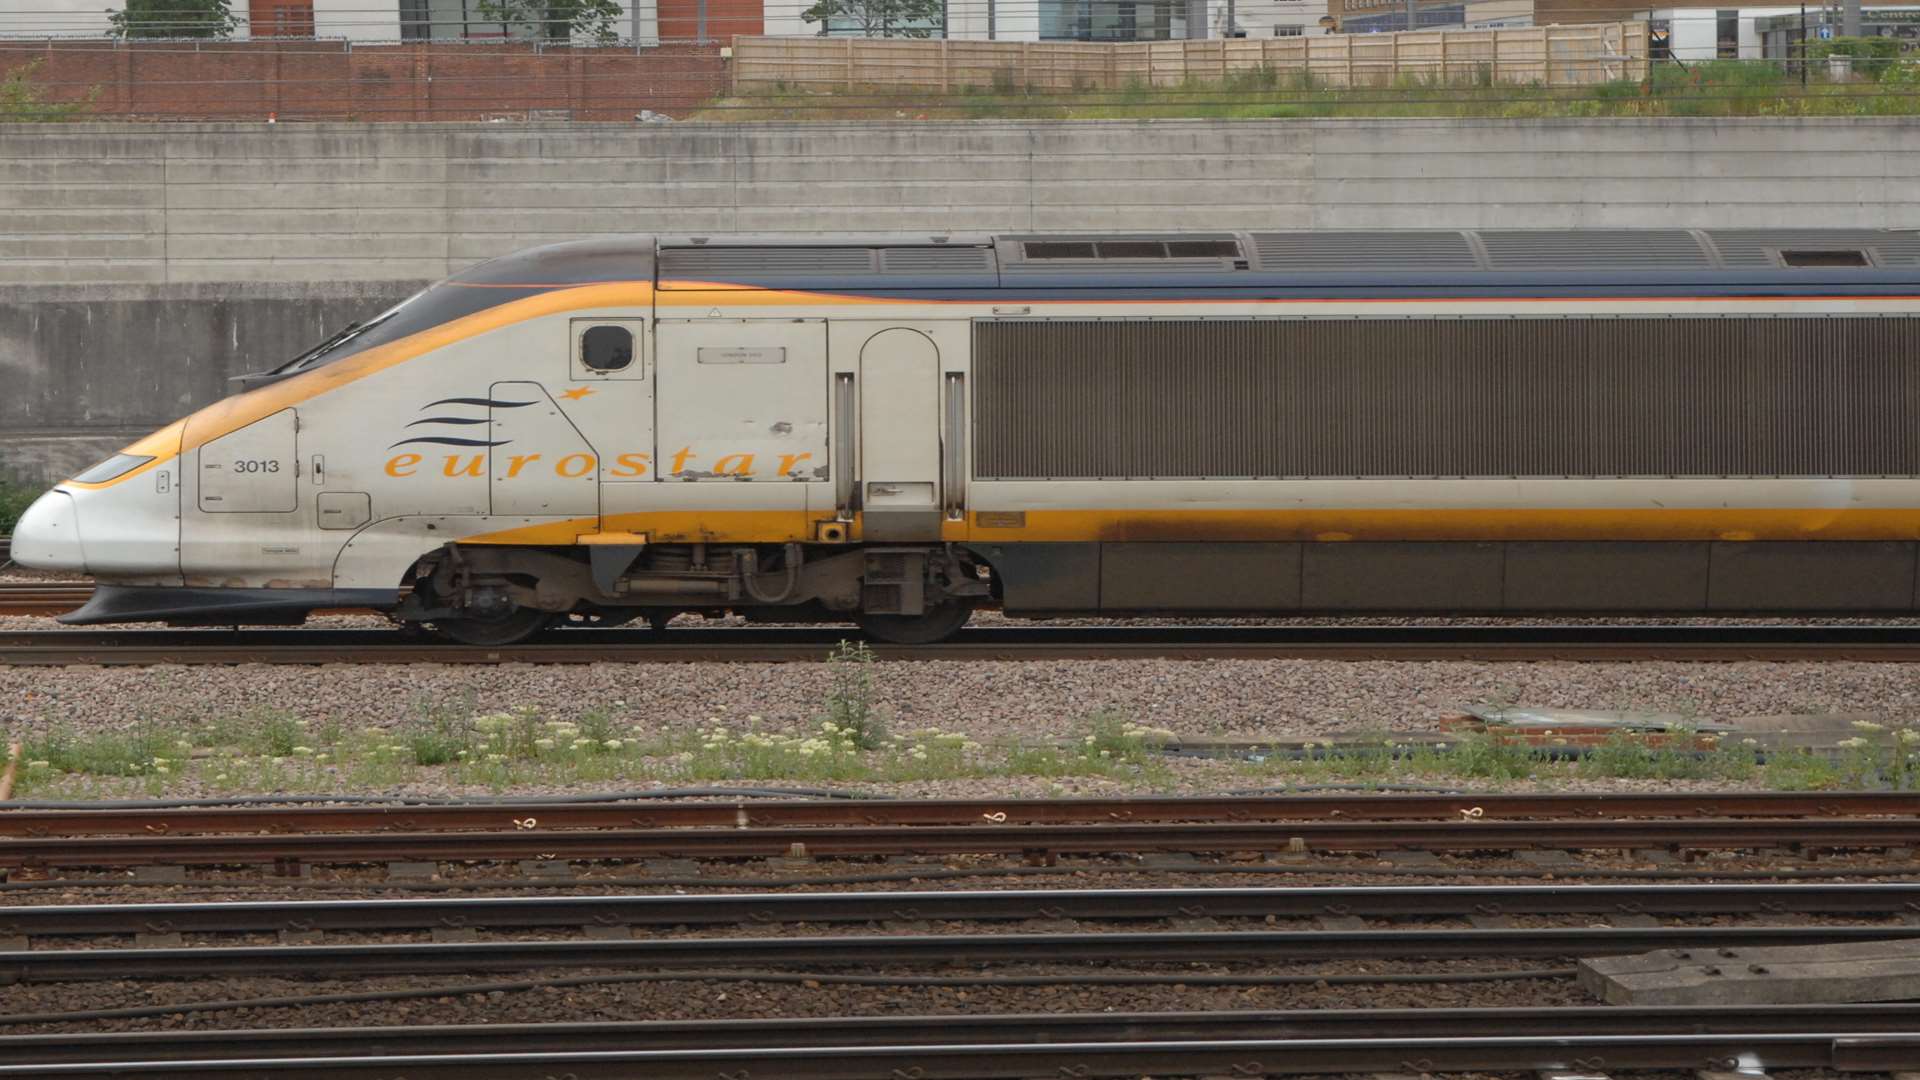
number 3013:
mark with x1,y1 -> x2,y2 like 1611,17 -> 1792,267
233,459 -> 281,474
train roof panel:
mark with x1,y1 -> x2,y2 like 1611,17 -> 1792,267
638,230 -> 1920,290
450,236 -> 655,286
657,235 -> 997,289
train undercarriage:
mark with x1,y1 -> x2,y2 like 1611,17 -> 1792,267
395,542 -> 993,646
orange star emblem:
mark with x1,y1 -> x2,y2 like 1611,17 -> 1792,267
560,387 -> 597,401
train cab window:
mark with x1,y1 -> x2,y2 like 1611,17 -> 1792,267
1779,249 -> 1869,268
581,325 -> 634,372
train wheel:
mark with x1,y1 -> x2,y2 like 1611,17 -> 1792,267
855,600 -> 972,645
430,607 -> 553,646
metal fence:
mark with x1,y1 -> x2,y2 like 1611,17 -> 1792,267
732,23 -> 1649,91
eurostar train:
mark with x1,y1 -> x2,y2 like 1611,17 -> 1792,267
15,229 -> 1920,644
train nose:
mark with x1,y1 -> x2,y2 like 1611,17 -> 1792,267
10,490 -> 87,573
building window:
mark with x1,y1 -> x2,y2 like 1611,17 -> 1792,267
250,0 -> 314,36
1273,23 -> 1303,35
399,0 -> 430,40
1717,9 -> 1739,58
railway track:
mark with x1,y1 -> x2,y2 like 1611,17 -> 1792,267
3,794 -> 1914,871
3,1006 -> 1917,1073
10,924 -> 1920,981
10,623 -> 1920,663
1,791 -> 1906,835
6,882 -> 1920,940
4,816 -> 1918,869
0,582 -> 88,616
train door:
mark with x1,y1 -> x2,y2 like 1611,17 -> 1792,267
181,407 -> 314,582
517,319 -> 650,530
604,319 -> 826,542
834,323 -> 969,542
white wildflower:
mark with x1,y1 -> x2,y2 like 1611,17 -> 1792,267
26,760 -> 49,770
603,739 -> 623,750
534,738 -> 556,750
1852,720 -> 1886,733
1838,737 -> 1871,749
291,745 -> 314,756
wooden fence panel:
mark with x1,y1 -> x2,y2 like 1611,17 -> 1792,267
730,22 -> 1649,92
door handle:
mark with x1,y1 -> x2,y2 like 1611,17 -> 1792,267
942,372 -> 965,520
834,372 -> 856,519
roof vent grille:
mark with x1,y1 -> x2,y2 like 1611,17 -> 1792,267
1022,237 -> 1243,261
1779,249 -> 1870,268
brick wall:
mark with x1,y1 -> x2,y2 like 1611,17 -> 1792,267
0,40 -> 729,120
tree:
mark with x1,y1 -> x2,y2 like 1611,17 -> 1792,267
472,0 -> 625,44
2,60 -> 98,122
106,0 -> 239,39
801,0 -> 944,37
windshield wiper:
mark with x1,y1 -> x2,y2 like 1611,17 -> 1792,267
230,313 -> 390,390
277,319 -> 365,374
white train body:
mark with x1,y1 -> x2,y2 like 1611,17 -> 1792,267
16,230 -> 1920,643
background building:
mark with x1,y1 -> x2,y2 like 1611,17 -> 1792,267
15,0 -> 1325,41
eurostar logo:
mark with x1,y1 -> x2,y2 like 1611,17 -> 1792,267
559,387 -> 597,401
388,396 -> 529,450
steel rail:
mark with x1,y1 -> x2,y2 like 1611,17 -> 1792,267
2,791 -> 1911,837
0,583 -> 89,616
5,925 -> 1918,982
1,1032 -> 1915,1077
12,624 -> 1920,664
7,882 -> 1920,939
4,817 -> 1916,868
4,1005 -> 1919,1065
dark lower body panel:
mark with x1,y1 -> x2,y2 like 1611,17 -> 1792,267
60,585 -> 403,626
966,541 -> 1920,615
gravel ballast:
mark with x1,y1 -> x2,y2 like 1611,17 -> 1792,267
5,657 -> 1918,739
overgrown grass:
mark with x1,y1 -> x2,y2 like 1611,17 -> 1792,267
1239,728 -> 1863,791
695,59 -> 1920,121
4,641 -> 1905,798
3,645 -> 1180,797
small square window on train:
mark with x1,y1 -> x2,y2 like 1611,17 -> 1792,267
582,325 -> 634,371
1779,249 -> 1870,268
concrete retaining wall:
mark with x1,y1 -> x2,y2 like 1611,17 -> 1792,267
6,118 -> 1918,286
3,116 -> 1917,486
1,282 -> 415,486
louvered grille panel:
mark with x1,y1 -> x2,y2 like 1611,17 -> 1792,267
879,247 -> 996,272
973,317 -> 1920,479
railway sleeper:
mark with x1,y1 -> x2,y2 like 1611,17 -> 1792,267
395,541 -> 990,646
